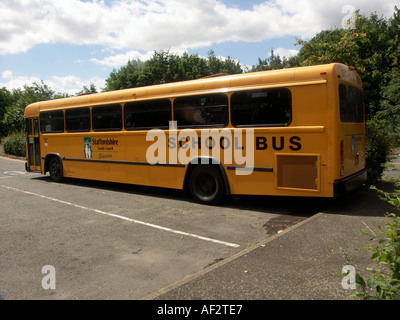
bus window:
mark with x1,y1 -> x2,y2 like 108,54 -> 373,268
26,118 -> 32,135
339,84 -> 364,123
33,119 -> 39,135
174,93 -> 228,128
92,104 -> 122,131
231,88 -> 291,127
124,99 -> 171,130
40,110 -> 64,133
66,107 -> 90,132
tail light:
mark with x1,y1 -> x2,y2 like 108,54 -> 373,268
340,140 -> 344,165
340,140 -> 345,176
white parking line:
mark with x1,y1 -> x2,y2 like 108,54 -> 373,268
3,171 -> 26,175
0,184 -> 240,248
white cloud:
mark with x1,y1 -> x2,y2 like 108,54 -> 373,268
0,0 -> 397,93
272,48 -> 300,59
0,71 -> 106,95
0,72 -> 41,91
90,50 -> 154,67
2,70 -> 13,79
50,75 -> 106,95
0,0 -> 397,56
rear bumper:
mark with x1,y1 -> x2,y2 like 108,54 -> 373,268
334,169 -> 367,197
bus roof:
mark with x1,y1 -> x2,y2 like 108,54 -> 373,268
25,63 -> 362,118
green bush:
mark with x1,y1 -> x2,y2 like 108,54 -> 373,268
366,117 -> 394,185
353,179 -> 400,300
2,132 -> 26,157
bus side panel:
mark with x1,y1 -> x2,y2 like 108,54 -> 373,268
225,131 -> 330,197
54,132 -> 127,184
41,133 -> 66,171
125,131 -> 150,186
226,82 -> 331,197
125,130 -> 178,189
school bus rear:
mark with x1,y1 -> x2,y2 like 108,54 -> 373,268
331,64 -> 367,196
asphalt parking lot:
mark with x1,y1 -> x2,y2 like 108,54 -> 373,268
0,155 -> 329,300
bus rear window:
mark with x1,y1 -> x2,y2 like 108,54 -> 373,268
339,84 -> 364,123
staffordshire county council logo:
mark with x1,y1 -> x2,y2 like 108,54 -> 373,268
84,137 -> 92,159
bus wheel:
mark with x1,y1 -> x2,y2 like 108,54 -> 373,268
49,157 -> 64,182
189,165 -> 225,205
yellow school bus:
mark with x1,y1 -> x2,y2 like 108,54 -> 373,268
24,63 -> 366,204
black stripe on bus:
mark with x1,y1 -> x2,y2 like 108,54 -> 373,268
63,158 -> 185,168
227,166 -> 273,172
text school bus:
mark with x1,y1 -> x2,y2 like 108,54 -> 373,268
24,63 -> 366,205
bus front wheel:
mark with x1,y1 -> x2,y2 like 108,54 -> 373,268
49,157 -> 64,182
189,165 -> 225,205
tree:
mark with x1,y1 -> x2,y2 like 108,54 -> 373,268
104,59 -> 145,91
377,7 -> 400,143
378,68 -> 400,142
250,48 -> 292,72
206,50 -> 243,75
0,87 -> 13,137
138,50 -> 180,85
2,81 -> 55,134
77,83 -> 98,96
289,7 -> 400,183
104,50 -> 243,91
294,10 -> 394,117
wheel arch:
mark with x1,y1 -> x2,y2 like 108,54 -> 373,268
44,153 -> 63,174
182,157 -> 231,195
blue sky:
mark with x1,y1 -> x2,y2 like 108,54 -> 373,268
0,0 -> 398,95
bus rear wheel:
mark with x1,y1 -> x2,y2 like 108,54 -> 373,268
189,165 -> 225,205
49,157 -> 64,182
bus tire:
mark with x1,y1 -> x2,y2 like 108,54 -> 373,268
49,157 -> 64,182
189,165 -> 225,205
